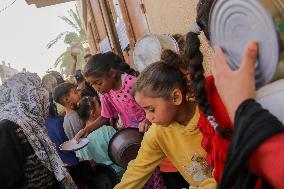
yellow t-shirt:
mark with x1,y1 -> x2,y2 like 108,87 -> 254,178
114,110 -> 216,189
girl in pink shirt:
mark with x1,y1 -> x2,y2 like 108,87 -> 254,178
76,51 -> 165,189
77,51 -> 148,135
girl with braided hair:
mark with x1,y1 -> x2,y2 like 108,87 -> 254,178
161,47 -> 232,184
114,60 -> 216,188
180,0 -> 234,183
179,0 -> 233,182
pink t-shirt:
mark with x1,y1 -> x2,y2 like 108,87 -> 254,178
100,74 -> 145,128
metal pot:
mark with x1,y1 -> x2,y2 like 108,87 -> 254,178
210,0 -> 284,89
108,128 -> 144,169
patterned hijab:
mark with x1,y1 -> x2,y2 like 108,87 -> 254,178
0,72 -> 77,188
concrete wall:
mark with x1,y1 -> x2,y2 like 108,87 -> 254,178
144,0 -> 212,75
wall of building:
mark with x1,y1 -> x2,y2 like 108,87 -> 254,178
144,0 -> 195,35
143,0 -> 212,74
78,0 -> 213,74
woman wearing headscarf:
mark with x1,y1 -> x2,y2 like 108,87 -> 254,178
0,72 -> 77,189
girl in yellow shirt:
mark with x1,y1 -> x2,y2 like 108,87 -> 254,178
114,62 -> 216,189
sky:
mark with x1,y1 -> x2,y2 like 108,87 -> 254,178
0,0 -> 77,76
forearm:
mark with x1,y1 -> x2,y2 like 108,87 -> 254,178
114,160 -> 158,189
115,128 -> 165,189
85,116 -> 109,134
70,58 -> 77,76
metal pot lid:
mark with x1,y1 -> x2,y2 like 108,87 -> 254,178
108,128 -> 143,168
210,0 -> 280,89
133,33 -> 179,72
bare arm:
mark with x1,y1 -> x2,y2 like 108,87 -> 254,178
75,116 -> 109,141
70,53 -> 77,77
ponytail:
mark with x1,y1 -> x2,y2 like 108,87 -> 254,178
77,96 -> 96,124
161,49 -> 187,69
83,52 -> 138,78
161,49 -> 193,95
185,32 -> 209,114
115,59 -> 139,77
133,61 -> 187,99
185,0 -> 232,139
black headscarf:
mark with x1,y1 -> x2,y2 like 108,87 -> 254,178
219,99 -> 284,189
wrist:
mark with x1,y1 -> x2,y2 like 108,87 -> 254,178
84,126 -> 91,135
229,96 -> 255,122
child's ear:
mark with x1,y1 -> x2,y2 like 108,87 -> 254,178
62,96 -> 69,106
171,88 -> 183,105
90,109 -> 95,117
91,108 -> 100,119
109,68 -> 118,78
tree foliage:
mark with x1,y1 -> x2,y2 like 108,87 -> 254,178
47,9 -> 86,76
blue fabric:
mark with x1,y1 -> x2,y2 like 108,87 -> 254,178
45,110 -> 79,166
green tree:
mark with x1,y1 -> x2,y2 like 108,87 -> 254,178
47,9 -> 87,76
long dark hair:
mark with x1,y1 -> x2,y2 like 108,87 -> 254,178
161,49 -> 189,70
74,69 -> 99,98
53,82 -> 77,105
83,51 -> 139,78
184,0 -> 232,139
161,49 -> 194,96
77,96 -> 99,124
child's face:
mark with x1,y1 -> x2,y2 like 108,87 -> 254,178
86,75 -> 113,94
135,92 -> 179,127
89,97 -> 101,120
68,87 -> 81,105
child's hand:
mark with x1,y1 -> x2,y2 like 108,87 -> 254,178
138,119 -> 152,133
71,52 -> 78,62
75,128 -> 88,143
212,41 -> 258,122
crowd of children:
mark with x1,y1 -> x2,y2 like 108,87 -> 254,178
1,0 -> 284,188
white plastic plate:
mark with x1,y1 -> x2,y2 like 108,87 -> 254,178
59,138 -> 89,151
